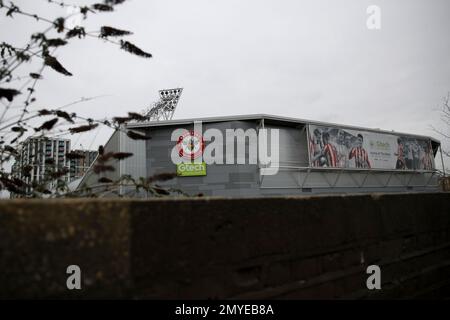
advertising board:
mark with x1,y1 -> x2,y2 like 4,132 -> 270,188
308,125 -> 435,170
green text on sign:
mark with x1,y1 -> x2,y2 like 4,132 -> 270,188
177,162 -> 207,177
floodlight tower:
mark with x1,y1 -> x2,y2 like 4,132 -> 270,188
145,88 -> 183,121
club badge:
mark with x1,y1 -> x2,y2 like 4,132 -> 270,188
176,130 -> 204,160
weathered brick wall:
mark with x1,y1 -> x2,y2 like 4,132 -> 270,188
0,200 -> 131,299
0,192 -> 449,299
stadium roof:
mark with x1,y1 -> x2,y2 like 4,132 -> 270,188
126,114 -> 441,143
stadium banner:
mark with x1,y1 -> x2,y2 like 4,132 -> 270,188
308,124 -> 435,170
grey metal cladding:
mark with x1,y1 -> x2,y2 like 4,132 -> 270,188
229,172 -> 255,182
78,129 -> 120,190
144,120 -> 262,196
266,123 -> 308,166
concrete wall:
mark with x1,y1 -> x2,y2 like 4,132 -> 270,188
1,192 -> 449,299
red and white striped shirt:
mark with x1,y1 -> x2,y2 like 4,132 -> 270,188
323,143 -> 338,167
309,138 -> 321,167
397,144 -> 404,161
422,154 -> 433,170
349,147 -> 371,168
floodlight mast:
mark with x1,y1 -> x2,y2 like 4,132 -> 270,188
144,88 -> 183,121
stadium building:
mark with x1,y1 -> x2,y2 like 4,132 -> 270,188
77,114 -> 444,197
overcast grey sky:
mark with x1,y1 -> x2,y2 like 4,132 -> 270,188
1,0 -> 449,167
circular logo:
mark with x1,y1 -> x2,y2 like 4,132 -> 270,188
176,130 -> 204,160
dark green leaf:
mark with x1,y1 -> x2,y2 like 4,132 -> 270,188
120,40 -> 152,58
44,55 -> 73,76
0,87 -> 21,101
